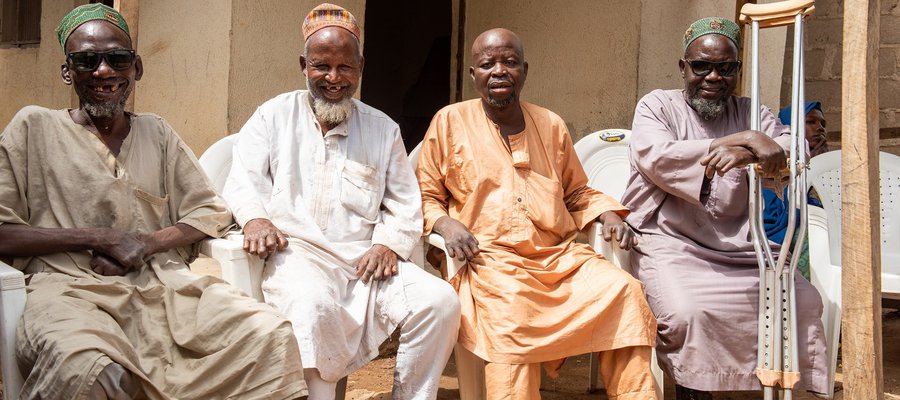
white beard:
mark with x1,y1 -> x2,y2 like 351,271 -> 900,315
311,95 -> 354,126
307,76 -> 355,126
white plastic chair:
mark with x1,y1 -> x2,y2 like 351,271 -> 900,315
197,135 -> 266,302
0,260 -> 26,400
197,134 -> 348,399
807,205 -> 840,399
574,129 -> 664,399
409,129 -> 662,399
806,149 -> 900,398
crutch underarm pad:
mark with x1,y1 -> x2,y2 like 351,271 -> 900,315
740,0 -> 815,28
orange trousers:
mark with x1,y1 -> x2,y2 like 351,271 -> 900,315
483,345 -> 658,400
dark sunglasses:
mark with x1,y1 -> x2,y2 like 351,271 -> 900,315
682,59 -> 742,77
67,49 -> 136,72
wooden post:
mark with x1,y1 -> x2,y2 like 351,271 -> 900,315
841,0 -> 883,399
114,0 -> 139,111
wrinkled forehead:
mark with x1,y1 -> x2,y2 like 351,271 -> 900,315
305,27 -> 360,57
473,43 -> 521,60
65,20 -> 132,53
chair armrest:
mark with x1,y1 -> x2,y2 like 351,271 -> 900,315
199,235 -> 265,302
807,206 -> 833,271
0,261 -> 25,399
424,233 -> 467,281
587,221 -> 633,273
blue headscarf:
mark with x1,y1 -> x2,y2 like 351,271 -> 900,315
764,101 -> 824,244
777,101 -> 822,125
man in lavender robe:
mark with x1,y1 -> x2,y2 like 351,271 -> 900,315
620,17 -> 828,399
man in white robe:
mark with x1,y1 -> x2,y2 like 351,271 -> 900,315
222,4 -> 460,399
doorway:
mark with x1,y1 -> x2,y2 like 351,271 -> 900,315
360,0 -> 452,152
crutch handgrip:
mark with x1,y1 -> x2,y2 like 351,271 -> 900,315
755,368 -> 801,389
751,164 -> 791,180
739,0 -> 815,28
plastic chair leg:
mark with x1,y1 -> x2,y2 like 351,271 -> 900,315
651,348 -> 664,399
589,352 -> 601,392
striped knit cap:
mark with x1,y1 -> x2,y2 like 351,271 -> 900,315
302,3 -> 360,40
56,3 -> 130,52
683,17 -> 741,51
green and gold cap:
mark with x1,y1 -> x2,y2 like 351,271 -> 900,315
683,17 -> 741,51
56,3 -> 130,52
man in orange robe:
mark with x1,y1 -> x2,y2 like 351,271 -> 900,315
415,28 -> 658,400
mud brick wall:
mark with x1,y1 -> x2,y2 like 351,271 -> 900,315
781,0 -> 900,155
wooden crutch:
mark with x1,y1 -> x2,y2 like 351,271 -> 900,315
739,1 -> 816,399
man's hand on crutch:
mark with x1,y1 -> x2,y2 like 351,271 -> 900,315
701,130 -> 788,178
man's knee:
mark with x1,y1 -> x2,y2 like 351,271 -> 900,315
269,282 -> 340,321
405,273 -> 461,328
605,266 -> 650,303
16,295 -> 112,369
244,312 -> 297,345
655,295 -> 704,338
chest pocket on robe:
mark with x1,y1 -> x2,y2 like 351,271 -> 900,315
705,168 -> 749,219
134,188 -> 170,230
446,157 -> 477,201
524,170 -> 576,234
340,160 -> 381,221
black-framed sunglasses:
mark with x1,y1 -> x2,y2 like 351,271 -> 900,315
67,49 -> 137,72
682,59 -> 742,77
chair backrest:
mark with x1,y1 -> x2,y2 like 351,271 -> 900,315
408,141 -> 423,170
808,150 -> 900,292
573,129 -> 632,200
198,135 -> 238,193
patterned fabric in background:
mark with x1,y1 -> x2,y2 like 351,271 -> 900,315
762,186 -> 823,280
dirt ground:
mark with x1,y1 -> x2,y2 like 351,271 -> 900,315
344,309 -> 900,400
2,260 -> 897,399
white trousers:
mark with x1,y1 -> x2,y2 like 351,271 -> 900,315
263,247 -> 460,400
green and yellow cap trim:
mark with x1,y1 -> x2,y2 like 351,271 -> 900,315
56,3 -> 130,52
683,17 -> 741,51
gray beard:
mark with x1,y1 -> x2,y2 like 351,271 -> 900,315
688,96 -> 725,120
83,88 -> 130,119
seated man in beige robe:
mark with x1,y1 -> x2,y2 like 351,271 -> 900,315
0,4 -> 305,399
416,28 -> 658,400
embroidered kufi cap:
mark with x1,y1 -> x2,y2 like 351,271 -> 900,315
56,3 -> 130,52
683,17 -> 741,51
302,3 -> 360,41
